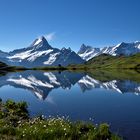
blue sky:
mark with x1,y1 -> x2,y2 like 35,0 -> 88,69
0,0 -> 140,52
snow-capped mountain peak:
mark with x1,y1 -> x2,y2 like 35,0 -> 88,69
32,36 -> 48,46
78,44 -> 93,54
1,36 -> 84,67
78,44 -> 101,61
31,36 -> 52,51
33,36 -> 44,46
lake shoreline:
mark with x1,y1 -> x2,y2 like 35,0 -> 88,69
0,69 -> 140,139
0,99 -> 122,140
1,67 -> 140,83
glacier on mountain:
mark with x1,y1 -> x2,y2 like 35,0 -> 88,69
78,41 -> 140,61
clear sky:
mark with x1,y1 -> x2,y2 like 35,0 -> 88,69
0,0 -> 140,52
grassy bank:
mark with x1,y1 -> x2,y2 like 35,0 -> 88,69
64,53 -> 140,70
85,53 -> 140,69
0,99 -> 122,140
37,53 -> 140,71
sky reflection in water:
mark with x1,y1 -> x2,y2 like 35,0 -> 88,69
0,70 -> 140,140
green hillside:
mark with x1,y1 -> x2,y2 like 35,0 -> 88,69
85,53 -> 140,69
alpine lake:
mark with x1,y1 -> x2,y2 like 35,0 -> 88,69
0,69 -> 140,140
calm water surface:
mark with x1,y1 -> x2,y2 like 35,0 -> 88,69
0,70 -> 140,140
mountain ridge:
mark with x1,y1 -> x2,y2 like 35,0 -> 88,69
0,36 -> 84,67
0,37 -> 140,68
78,41 -> 140,61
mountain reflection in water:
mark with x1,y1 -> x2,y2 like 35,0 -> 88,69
0,70 -> 140,100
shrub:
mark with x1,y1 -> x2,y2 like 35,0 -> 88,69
0,100 -> 122,140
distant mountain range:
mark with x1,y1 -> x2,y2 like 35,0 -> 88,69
0,36 -> 140,67
78,41 -> 140,61
0,36 -> 84,67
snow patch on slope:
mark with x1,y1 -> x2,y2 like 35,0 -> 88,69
27,50 -> 53,62
33,38 -> 43,46
8,50 -> 33,60
8,49 -> 53,62
43,53 -> 60,65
